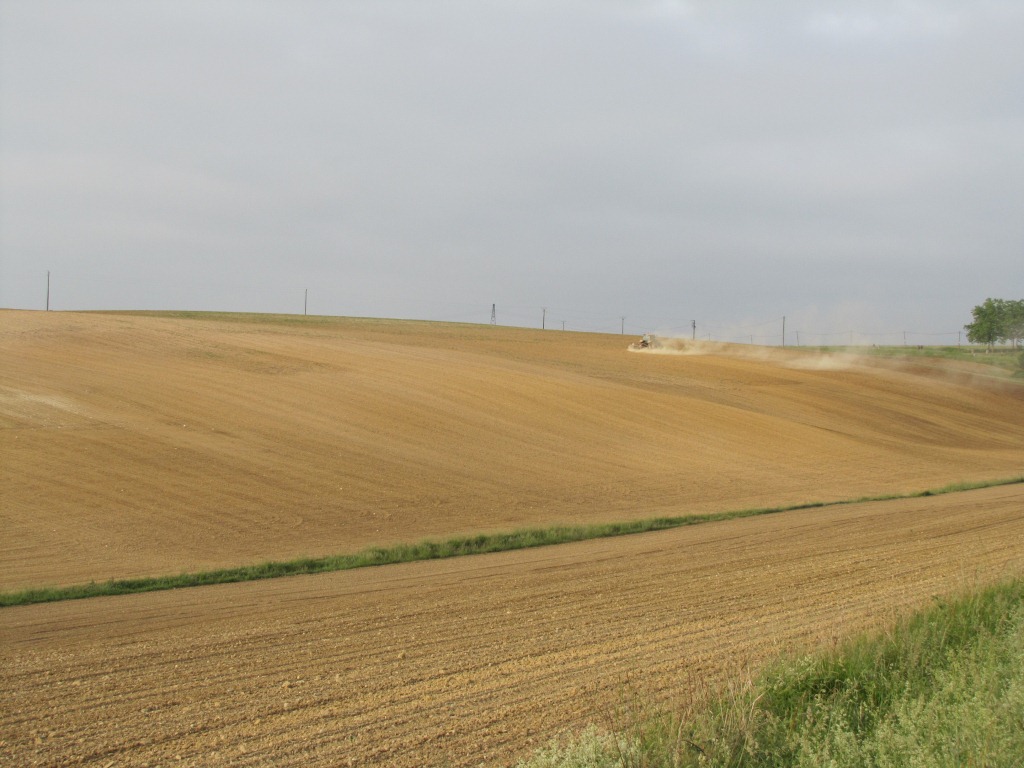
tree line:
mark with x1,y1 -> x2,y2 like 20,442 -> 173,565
964,298 -> 1024,348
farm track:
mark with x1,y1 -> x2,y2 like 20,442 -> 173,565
3,485 -> 1024,767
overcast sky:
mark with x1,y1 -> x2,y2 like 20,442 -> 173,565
1,1 -> 1021,343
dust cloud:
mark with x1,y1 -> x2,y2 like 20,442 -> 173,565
627,335 -> 1023,390
628,335 -> 864,371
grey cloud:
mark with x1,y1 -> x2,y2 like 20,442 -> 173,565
1,1 -> 1021,335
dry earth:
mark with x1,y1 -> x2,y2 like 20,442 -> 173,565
2,485 -> 1023,767
2,310 -> 1022,590
2,310 -> 1023,766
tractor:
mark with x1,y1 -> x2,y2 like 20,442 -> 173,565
629,333 -> 658,350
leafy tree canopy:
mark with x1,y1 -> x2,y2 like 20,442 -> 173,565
965,298 -> 1024,347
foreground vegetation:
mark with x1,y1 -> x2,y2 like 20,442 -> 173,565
518,576 -> 1024,767
2,477 -> 1021,608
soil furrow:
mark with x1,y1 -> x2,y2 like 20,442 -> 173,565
3,486 -> 1023,766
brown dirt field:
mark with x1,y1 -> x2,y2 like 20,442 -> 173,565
2,310 -> 1022,590
2,485 -> 1024,767
2,310 -> 1023,766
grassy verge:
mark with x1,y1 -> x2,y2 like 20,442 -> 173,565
855,344 -> 1022,373
2,476 -> 1021,608
517,576 -> 1024,767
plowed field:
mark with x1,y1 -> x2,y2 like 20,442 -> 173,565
3,486 -> 1024,767
2,310 -> 1023,766
2,310 -> 1022,589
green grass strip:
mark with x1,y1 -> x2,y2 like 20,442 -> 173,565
516,575 -> 1024,768
3,476 -> 1022,608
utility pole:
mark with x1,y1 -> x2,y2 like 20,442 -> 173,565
620,316 -> 625,335
46,271 -> 50,311
542,307 -> 546,330
782,316 -> 786,347
691,320 -> 696,340
562,321 -> 566,331
491,304 -> 496,325
796,330 -> 800,347
304,288 -> 308,316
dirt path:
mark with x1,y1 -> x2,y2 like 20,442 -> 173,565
3,485 -> 1023,767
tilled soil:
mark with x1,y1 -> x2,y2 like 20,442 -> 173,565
3,311 -> 1023,765
3,310 -> 1023,591
3,485 -> 1023,767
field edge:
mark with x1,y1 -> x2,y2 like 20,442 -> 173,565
4,475 -> 1021,608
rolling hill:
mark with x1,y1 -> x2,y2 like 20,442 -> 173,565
2,309 -> 1022,590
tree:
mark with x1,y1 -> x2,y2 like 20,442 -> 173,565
966,298 -> 1004,348
1004,299 -> 1024,348
965,298 -> 1024,349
